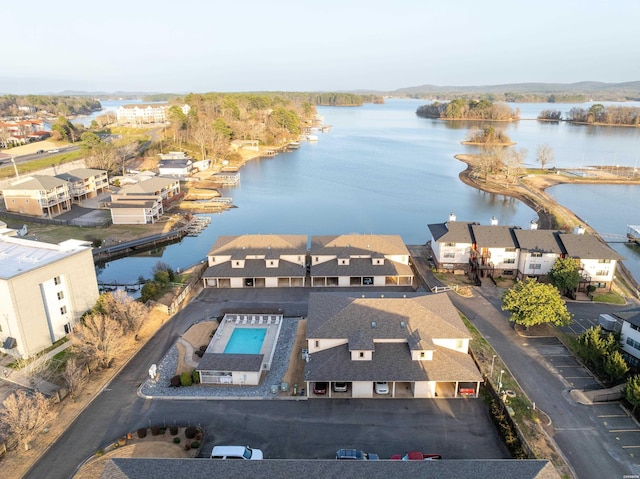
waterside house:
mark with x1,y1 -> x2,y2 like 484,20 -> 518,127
304,292 -> 482,399
2,175 -> 71,218
429,216 -> 623,292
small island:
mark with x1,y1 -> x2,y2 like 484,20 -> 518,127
416,99 -> 519,121
461,126 -> 515,146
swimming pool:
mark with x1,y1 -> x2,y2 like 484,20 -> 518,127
224,328 -> 267,354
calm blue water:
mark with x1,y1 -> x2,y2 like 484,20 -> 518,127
224,328 -> 267,354
96,98 -> 640,284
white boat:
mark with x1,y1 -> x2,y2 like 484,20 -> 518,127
306,135 -> 318,142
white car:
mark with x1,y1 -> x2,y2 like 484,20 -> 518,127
374,382 -> 389,394
211,445 -> 263,460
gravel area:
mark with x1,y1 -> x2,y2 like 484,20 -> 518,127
140,317 -> 301,399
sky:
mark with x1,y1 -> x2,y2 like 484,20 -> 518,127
1,0 -> 639,94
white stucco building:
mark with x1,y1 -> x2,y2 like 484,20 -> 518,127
0,236 -> 99,358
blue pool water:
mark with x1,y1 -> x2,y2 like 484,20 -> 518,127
224,328 -> 267,354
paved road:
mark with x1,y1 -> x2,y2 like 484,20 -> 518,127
451,284 -> 640,479
24,288 -> 507,479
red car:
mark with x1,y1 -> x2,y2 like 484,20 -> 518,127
313,382 -> 327,395
391,452 -> 442,461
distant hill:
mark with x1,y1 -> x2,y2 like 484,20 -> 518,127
390,81 -> 640,102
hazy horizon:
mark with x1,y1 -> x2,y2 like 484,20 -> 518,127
2,0 -> 639,94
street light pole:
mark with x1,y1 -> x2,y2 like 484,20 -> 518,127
490,354 -> 497,380
10,155 -> 19,179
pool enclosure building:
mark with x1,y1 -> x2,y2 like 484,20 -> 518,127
196,313 -> 283,385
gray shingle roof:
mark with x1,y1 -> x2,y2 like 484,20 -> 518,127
513,229 -> 563,253
6,175 -> 68,191
118,177 -> 179,195
558,233 -> 624,260
304,293 -> 478,382
471,225 -> 518,248
197,353 -> 264,372
310,234 -> 410,256
428,221 -> 475,243
55,168 -> 106,182
305,342 -> 482,382
202,258 -> 306,279
207,235 -> 308,257
100,457 -> 561,479
310,257 -> 413,277
306,293 -> 471,341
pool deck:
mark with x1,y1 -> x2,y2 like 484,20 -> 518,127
207,314 -> 282,361
139,315 -> 296,400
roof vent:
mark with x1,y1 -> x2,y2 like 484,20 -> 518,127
400,321 -> 406,329
371,321 -> 377,329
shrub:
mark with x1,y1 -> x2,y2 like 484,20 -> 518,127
191,441 -> 200,449
173,437 -> 181,444
195,350 -> 204,358
180,371 -> 193,387
170,375 -> 181,387
184,443 -> 191,451
185,426 -> 198,439
191,369 -> 200,384
137,428 -> 147,439
199,345 -> 207,352
170,425 -> 179,436
151,426 -> 161,436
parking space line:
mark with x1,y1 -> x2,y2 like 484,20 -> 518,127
599,414 -> 630,418
609,429 -> 640,433
565,376 -> 593,379
622,445 -> 640,449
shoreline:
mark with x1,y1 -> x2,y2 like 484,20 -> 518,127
455,153 -> 640,295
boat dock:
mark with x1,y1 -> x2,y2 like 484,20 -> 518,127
93,228 -> 187,263
628,225 -> 640,243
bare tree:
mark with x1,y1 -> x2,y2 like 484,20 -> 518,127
97,290 -> 150,338
1,390 -> 57,451
536,144 -> 554,170
190,118 -> 213,161
69,313 -> 125,369
113,141 -> 139,176
504,148 -> 527,185
63,357 -> 86,399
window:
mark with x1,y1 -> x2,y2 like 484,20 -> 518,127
504,258 -> 515,264
529,264 -> 542,270
235,261 -> 239,266
595,270 -> 610,276
359,352 -> 364,358
505,248 -> 516,252
420,352 -> 425,358
630,323 -> 640,332
64,323 -> 71,334
60,306 -> 67,315
54,276 -> 61,285
598,259 -> 611,264
444,252 -> 455,259
57,291 -> 64,300
315,340 -> 319,348
531,252 -> 542,258
445,242 -> 456,247
627,337 -> 640,351
270,261 -> 274,266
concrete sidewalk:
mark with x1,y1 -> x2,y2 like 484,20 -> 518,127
0,341 -> 70,397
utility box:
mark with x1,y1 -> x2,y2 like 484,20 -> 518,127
598,314 -> 617,331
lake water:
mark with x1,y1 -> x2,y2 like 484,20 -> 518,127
96,98 -> 640,285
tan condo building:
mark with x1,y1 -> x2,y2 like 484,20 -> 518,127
0,236 -> 99,358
